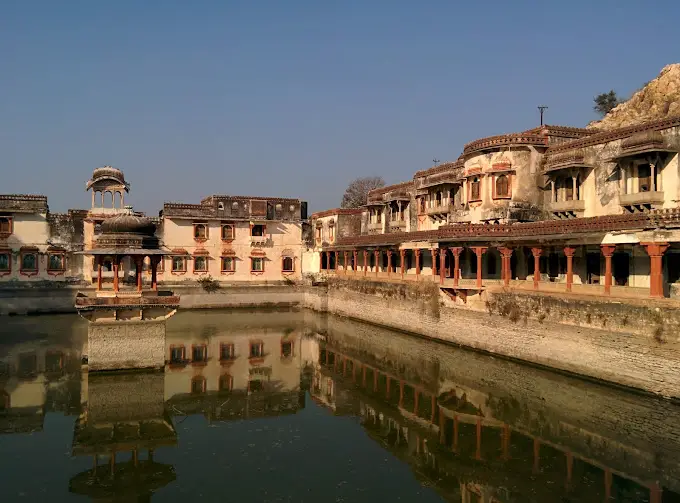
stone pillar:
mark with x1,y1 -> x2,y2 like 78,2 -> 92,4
97,256 -> 103,291
499,246 -> 513,287
386,250 -> 392,277
334,251 -> 338,271
353,250 -> 357,272
399,249 -> 405,279
439,249 -> 446,284
450,247 -> 463,287
472,247 -> 487,288
135,256 -> 143,292
564,247 -> 576,292
363,250 -> 368,276
112,256 -> 120,292
642,242 -> 669,298
531,247 -> 542,290
430,249 -> 438,277
415,249 -> 421,278
374,250 -> 380,277
601,245 -> 616,295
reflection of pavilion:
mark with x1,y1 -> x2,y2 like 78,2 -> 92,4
69,372 -> 177,502
312,340 -> 672,503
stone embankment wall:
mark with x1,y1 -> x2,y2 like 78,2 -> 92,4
88,321 -> 166,371
303,277 -> 680,399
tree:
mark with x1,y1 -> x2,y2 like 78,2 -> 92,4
593,90 -> 621,116
341,176 -> 385,208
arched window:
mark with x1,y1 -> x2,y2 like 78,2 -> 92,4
495,175 -> 509,198
282,256 -> 294,272
470,177 -> 481,201
48,254 -> 65,271
21,253 -> 37,272
219,374 -> 233,392
194,256 -> 208,272
172,256 -> 186,272
193,224 -> 208,240
221,224 -> 234,240
218,202 -> 225,210
191,375 -> 206,394
0,217 -> 12,235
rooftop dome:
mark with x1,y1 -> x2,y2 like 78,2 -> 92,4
86,165 -> 130,191
100,207 -> 156,236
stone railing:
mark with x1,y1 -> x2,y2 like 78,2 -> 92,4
75,295 -> 180,307
464,134 -> 548,155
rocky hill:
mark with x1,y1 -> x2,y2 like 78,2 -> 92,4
588,63 -> 680,130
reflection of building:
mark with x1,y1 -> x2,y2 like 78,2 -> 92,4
70,372 -> 177,502
307,320 -> 676,503
163,311 -> 308,421
0,338 -> 82,434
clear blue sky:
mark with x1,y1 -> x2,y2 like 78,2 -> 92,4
2,0 -> 679,214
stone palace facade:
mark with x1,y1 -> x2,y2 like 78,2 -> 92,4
0,166 -> 309,286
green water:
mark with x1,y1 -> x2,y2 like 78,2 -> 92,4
0,309 -> 678,502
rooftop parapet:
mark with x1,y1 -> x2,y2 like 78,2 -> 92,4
0,194 -> 49,213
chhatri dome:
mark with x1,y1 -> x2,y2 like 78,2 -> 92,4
86,165 -> 130,191
100,207 -> 156,236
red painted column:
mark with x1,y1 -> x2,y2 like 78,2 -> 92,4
430,249 -> 438,278
601,244 -> 616,295
399,249 -> 405,279
650,482 -> 663,503
151,257 -> 159,291
642,242 -> 670,298
96,256 -> 103,291
135,257 -> 143,292
475,417 -> 482,460
353,250 -> 357,272
112,256 -> 120,292
374,250 -> 380,277
343,251 -> 348,274
531,247 -> 542,290
398,380 -> 404,407
439,249 -> 446,284
564,246 -> 576,292
499,246 -> 513,287
363,250 -> 368,276
334,251 -> 338,271
472,247 -> 487,288
386,250 -> 392,277
450,247 -> 463,287
415,249 -> 421,279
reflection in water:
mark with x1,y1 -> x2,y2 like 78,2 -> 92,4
0,309 -> 679,502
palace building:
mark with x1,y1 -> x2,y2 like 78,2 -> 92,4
0,166 -> 309,286
312,116 -> 680,299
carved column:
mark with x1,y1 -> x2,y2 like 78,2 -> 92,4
472,247 -> 487,288
430,249 -> 438,278
386,250 -> 392,277
642,242 -> 669,298
531,247 -> 543,290
96,256 -> 103,291
601,245 -> 616,295
112,256 -> 120,292
363,250 -> 368,276
415,249 -> 421,278
499,246 -> 513,287
374,250 -> 380,277
564,247 -> 576,292
399,249 -> 405,279
450,247 -> 463,287
439,248 -> 446,284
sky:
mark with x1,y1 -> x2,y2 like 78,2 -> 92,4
2,0 -> 679,215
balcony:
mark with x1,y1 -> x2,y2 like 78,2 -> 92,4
620,191 -> 664,213
388,220 -> 406,233
250,235 -> 271,246
367,222 -> 383,234
550,199 -> 585,217
426,204 -> 451,221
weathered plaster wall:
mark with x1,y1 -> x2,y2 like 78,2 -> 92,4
161,218 -> 303,282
